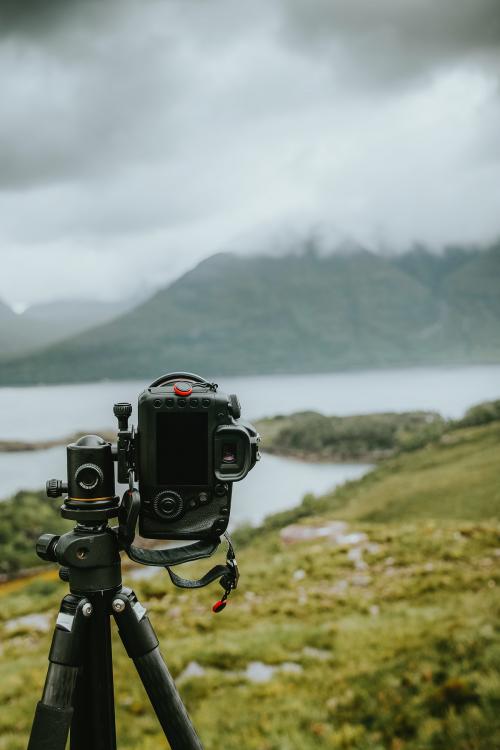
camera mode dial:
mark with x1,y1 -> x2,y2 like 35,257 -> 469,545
75,463 -> 104,491
153,491 -> 184,521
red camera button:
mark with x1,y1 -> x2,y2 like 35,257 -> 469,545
173,381 -> 193,397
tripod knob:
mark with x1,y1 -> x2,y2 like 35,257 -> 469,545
46,479 -> 68,497
114,402 -> 132,430
36,533 -> 59,562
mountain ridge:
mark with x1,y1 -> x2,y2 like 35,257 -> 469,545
0,242 -> 499,384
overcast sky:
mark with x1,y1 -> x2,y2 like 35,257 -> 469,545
0,0 -> 499,308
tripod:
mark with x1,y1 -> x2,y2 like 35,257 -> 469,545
27,513 -> 204,750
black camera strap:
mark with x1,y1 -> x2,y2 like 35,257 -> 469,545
118,489 -> 239,602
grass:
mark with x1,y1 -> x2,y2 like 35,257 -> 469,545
0,420 -> 499,748
256,399 -> 500,462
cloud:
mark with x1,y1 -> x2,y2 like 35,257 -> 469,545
0,0 -> 499,306
278,0 -> 500,90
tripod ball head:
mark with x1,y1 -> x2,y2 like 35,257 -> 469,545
66,435 -> 115,503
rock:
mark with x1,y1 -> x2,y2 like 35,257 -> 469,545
244,661 -> 303,683
303,646 -> 331,661
177,661 -> 206,682
244,661 -> 276,683
5,613 -> 51,633
280,521 -> 367,547
127,566 -> 161,581
281,662 -> 303,674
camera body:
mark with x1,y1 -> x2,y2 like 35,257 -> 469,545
135,376 -> 259,540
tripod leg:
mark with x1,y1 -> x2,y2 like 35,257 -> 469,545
27,594 -> 89,750
112,588 -> 204,750
69,591 -> 117,750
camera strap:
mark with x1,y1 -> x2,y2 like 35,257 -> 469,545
118,489 -> 239,601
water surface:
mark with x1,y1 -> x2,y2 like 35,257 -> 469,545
0,449 -> 370,527
1,364 -> 498,441
1,364 -> 497,522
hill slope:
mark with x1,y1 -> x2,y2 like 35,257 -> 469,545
0,422 -> 498,749
0,293 -> 152,361
0,243 -> 499,384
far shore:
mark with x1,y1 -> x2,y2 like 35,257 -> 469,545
0,431 -> 382,464
0,430 -> 116,453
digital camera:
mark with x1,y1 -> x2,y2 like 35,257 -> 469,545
115,372 -> 260,540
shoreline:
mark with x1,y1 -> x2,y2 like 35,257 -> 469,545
0,436 -> 380,465
263,445 -> 386,464
0,429 -> 116,453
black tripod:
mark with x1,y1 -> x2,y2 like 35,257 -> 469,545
27,511 -> 204,750
26,399 -> 242,750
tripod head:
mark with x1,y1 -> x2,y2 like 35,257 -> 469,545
47,434 -> 120,523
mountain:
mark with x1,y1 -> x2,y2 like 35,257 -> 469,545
0,243 -> 499,384
0,290 -> 153,362
22,288 -> 153,327
0,300 -> 72,360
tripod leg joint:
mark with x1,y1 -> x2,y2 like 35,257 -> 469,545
111,587 -> 159,658
49,594 -> 91,667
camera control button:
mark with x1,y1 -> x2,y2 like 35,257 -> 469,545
165,398 -> 174,407
201,398 -> 210,407
174,381 -> 193,397
190,398 -> 199,407
153,491 -> 184,521
212,518 -> 227,534
177,398 -> 187,408
198,492 -> 210,504
215,483 -> 228,497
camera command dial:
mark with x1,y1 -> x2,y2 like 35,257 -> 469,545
153,491 -> 184,521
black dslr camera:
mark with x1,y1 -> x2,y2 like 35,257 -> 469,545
114,372 -> 260,540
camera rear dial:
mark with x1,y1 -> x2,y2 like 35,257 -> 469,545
153,490 -> 184,521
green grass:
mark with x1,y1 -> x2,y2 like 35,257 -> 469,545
0,491 -> 71,575
323,420 -> 500,523
0,420 -> 499,749
256,399 -> 500,462
256,409 -> 447,461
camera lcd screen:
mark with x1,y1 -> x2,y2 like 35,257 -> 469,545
156,412 -> 209,485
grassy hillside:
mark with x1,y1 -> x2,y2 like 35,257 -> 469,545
0,492 -> 71,576
0,420 -> 498,748
1,243 -> 499,384
257,410 -> 446,461
257,399 -> 500,462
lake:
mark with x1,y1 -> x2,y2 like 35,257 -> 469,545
0,364 -> 498,521
0,448 -> 370,527
1,364 -> 499,441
